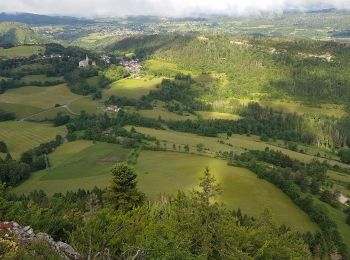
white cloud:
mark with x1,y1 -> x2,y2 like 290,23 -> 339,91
0,0 -> 349,17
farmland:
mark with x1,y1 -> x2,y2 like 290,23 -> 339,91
104,77 -> 162,99
0,45 -> 44,58
127,126 -> 350,168
14,141 -> 317,232
0,121 -> 66,159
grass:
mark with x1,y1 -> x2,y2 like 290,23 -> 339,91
196,111 -> 241,120
104,77 -> 162,99
69,97 -> 101,114
12,63 -> 51,74
21,74 -> 63,84
261,100 -> 346,118
145,59 -> 195,76
237,98 -> 346,118
0,121 -> 66,159
14,141 -> 131,194
327,170 -> 350,197
14,141 -> 317,232
310,194 -> 350,248
0,102 -> 42,118
129,106 -> 197,121
130,126 -> 350,167
0,45 -> 44,58
136,151 -> 317,232
27,107 -> 71,122
0,84 -> 80,114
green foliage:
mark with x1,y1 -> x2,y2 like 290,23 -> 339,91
102,64 -> 129,81
70,169 -> 311,259
231,150 -> 349,258
339,148 -> 350,164
0,141 -> 8,153
0,110 -> 16,121
104,163 -> 145,210
53,112 -> 70,127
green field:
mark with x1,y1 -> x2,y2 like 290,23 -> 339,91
196,111 -> 241,120
21,74 -> 64,84
104,77 -> 162,99
69,97 -> 101,114
260,100 -> 346,118
0,45 -> 44,58
0,84 -> 80,109
0,102 -> 42,118
130,106 -> 197,121
0,121 -> 66,159
0,84 -> 81,118
27,107 -> 71,121
15,140 -> 317,232
130,126 -> 350,167
145,59 -> 195,76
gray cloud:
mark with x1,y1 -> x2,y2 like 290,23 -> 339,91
0,0 -> 349,17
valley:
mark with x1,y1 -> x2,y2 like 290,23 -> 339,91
1,9 -> 350,259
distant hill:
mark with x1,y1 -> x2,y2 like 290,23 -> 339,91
0,12 -> 94,25
0,22 -> 44,47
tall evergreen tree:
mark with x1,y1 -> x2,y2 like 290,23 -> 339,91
104,162 -> 144,211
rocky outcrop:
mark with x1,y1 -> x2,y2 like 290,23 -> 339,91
0,221 -> 81,259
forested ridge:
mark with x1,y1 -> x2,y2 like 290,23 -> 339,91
109,34 -> 350,104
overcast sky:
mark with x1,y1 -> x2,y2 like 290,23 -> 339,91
0,0 -> 349,17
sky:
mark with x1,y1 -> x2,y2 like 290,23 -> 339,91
0,0 -> 349,17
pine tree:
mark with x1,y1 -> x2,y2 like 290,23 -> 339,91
104,162 -> 144,211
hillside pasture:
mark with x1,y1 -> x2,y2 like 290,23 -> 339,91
0,84 -> 81,118
130,126 -> 350,168
104,77 -> 162,99
196,111 -> 241,120
0,102 -> 42,118
15,142 -> 317,232
132,106 -> 197,121
0,121 -> 66,159
20,74 -> 64,84
69,97 -> 101,114
14,141 -> 131,194
0,45 -> 44,58
145,59 -> 195,76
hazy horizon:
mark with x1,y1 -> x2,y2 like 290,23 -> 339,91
0,0 -> 350,18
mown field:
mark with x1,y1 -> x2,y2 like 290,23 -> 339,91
104,77 -> 162,99
20,74 -> 64,84
14,140 -> 317,232
0,121 -> 66,159
144,59 -> 195,76
0,84 -> 80,109
0,45 -> 44,58
196,111 -> 242,120
128,126 -> 350,168
0,83 -> 102,119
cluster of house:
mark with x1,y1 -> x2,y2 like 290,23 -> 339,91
100,54 -> 111,64
119,59 -> 142,76
106,105 -> 120,113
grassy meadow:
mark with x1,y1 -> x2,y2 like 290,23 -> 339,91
196,111 -> 242,120
104,77 -> 162,99
0,121 -> 66,159
20,74 -> 64,84
129,126 -> 350,168
69,97 -> 101,114
0,45 -> 44,58
145,59 -> 195,76
14,140 -> 317,232
0,84 -> 81,118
